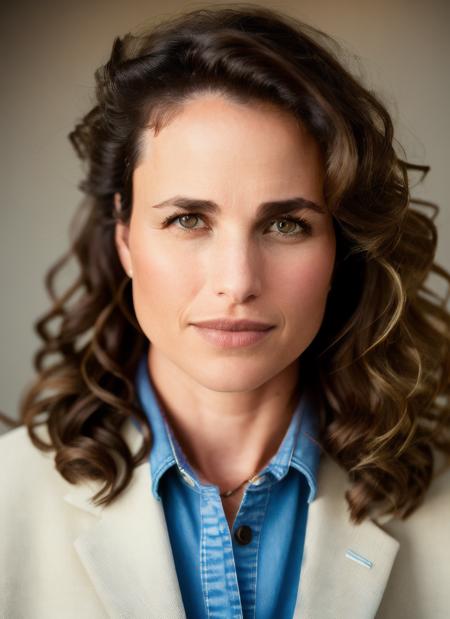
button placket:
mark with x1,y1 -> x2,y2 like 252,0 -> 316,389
230,476 -> 268,544
200,486 -> 242,617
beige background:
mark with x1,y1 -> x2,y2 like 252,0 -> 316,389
1,0 -> 449,429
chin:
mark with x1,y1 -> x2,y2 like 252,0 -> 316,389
185,358 -> 283,393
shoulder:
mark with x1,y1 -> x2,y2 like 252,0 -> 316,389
0,425 -> 73,515
0,423 -> 58,472
318,449 -> 450,617
0,424 -> 48,470
376,458 -> 450,618
0,424 -> 99,562
0,427 -> 112,616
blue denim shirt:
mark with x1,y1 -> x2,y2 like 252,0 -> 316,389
135,354 -> 321,619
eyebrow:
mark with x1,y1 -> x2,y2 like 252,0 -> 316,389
151,195 -> 326,218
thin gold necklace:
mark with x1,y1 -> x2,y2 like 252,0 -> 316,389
210,387 -> 301,499
219,471 -> 261,498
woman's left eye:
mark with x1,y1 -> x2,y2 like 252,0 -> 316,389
268,217 -> 312,236
162,212 -> 312,237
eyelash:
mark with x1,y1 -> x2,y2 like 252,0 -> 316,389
161,212 -> 313,238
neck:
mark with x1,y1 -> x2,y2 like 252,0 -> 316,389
147,346 -> 301,491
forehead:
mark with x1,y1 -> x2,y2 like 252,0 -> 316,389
134,94 -> 325,204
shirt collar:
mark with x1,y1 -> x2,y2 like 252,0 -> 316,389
135,353 -> 321,503
288,387 -> 322,502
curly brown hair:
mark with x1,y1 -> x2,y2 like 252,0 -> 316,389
4,4 -> 449,525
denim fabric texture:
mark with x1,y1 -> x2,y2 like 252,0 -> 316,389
135,353 -> 321,619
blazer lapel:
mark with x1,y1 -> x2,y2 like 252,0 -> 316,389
63,419 -> 186,619
293,454 -> 400,619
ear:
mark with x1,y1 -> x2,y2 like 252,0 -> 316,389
114,192 -> 133,278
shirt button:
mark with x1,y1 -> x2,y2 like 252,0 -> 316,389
234,525 -> 253,545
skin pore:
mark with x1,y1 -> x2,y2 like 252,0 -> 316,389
115,93 -> 336,528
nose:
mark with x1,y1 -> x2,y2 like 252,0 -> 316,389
209,236 -> 263,303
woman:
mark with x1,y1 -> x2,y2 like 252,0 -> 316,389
1,5 -> 449,618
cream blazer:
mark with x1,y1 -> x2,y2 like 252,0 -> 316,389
0,419 -> 449,619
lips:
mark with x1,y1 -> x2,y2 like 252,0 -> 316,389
191,319 -> 274,332
192,324 -> 274,348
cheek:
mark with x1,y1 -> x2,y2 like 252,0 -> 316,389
277,243 -> 335,323
128,233 -> 196,330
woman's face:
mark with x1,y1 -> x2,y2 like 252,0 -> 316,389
115,94 -> 336,392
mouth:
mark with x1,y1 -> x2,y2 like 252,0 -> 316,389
191,319 -> 274,331
192,325 -> 275,348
